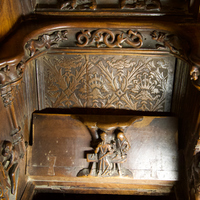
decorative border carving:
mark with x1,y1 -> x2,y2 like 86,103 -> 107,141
151,30 -> 184,56
25,30 -> 68,57
38,0 -> 161,11
0,26 -> 199,91
77,29 -> 143,48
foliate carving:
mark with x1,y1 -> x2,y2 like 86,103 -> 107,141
25,30 -> 68,57
77,29 -> 143,48
61,0 -> 97,10
151,31 -> 183,55
44,55 -> 175,112
78,129 -> 132,177
120,0 -> 161,11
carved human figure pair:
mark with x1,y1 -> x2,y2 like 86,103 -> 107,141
93,130 -> 130,176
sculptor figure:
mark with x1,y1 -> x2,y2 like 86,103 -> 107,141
2,141 -> 19,194
95,132 -> 112,176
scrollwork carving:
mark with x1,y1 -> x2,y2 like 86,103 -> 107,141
25,30 -> 68,57
77,29 -> 143,48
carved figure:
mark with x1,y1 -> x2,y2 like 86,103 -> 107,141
2,141 -> 19,194
190,66 -> 200,81
0,162 -> 10,200
151,31 -> 182,55
120,0 -> 161,11
77,128 -> 132,177
94,132 -> 113,176
61,0 -> 97,10
26,30 -> 68,57
112,131 -> 130,176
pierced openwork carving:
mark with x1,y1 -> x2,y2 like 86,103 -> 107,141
120,0 -> 161,11
43,55 -> 175,112
77,29 -> 143,48
25,30 -> 68,57
78,128 -> 132,177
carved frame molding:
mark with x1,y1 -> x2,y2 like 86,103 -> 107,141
0,21 -> 199,94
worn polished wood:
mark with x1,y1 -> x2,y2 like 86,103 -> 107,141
26,113 -> 178,196
0,1 -> 199,200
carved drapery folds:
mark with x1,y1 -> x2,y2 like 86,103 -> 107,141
78,128 -> 132,177
77,29 -> 143,48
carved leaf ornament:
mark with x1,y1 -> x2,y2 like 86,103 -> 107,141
77,29 -> 143,48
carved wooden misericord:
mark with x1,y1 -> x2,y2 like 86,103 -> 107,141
0,2 -> 199,198
77,129 -> 132,177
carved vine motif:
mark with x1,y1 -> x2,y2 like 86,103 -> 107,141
25,30 -> 68,57
60,0 -> 97,10
120,0 -> 161,11
78,129 -> 132,177
44,55 -> 174,112
77,29 -> 143,48
151,31 -> 183,55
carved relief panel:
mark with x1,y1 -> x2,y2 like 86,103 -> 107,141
27,113 -> 178,183
38,54 -> 175,112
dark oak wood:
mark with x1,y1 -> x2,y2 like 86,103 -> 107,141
0,1 -> 199,200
